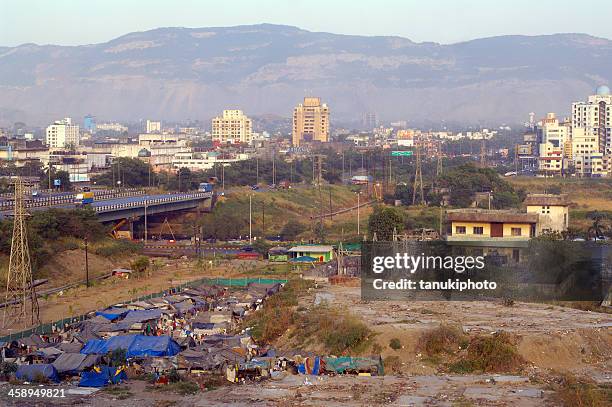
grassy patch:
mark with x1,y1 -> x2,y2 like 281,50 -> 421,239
383,355 -> 402,374
448,332 -> 524,374
418,325 -> 467,356
298,305 -> 372,354
551,374 -> 611,407
103,385 -> 133,400
242,279 -> 314,343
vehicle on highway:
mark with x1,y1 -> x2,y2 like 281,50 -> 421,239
74,188 -> 94,206
198,182 -> 214,192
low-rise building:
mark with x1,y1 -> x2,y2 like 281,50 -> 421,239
524,194 -> 570,234
287,245 -> 335,262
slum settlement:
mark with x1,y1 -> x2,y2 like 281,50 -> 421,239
0,280 -> 383,390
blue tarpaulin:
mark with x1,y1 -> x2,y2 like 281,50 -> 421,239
290,256 -> 318,263
16,364 -> 60,383
79,366 -> 128,387
95,308 -> 130,321
80,335 -> 181,358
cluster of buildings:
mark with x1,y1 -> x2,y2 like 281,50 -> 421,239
518,85 -> 612,177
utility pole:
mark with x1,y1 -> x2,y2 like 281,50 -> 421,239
84,236 -> 90,288
249,194 -> 252,244
262,202 -> 265,238
144,197 -> 148,244
222,165 -> 225,192
357,191 -> 361,236
256,157 -> 259,185
328,187 -> 333,220
412,144 -> 425,205
272,154 -> 276,186
3,177 -> 39,328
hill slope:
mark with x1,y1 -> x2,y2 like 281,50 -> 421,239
1,24 -> 611,125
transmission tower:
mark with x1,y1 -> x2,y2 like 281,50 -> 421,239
480,136 -> 486,167
412,144 -> 425,205
436,149 -> 443,178
3,177 -> 39,328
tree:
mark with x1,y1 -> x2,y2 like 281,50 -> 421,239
586,211 -> 608,240
130,256 -> 150,276
92,158 -> 156,188
280,219 -> 307,241
41,169 -> 72,190
368,206 -> 404,241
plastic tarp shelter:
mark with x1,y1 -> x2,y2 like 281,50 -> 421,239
95,307 -> 130,321
16,364 -> 60,383
80,334 -> 181,358
78,366 -> 127,387
121,309 -> 163,324
52,353 -> 100,374
322,356 -> 384,375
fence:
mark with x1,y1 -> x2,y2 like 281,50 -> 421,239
0,276 -> 287,343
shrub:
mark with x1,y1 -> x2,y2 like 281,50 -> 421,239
552,374 -> 610,407
448,332 -> 524,374
389,338 -> 402,350
418,325 -> 466,356
383,355 -> 402,374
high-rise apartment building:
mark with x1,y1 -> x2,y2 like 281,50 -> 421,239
292,97 -> 329,146
45,118 -> 80,149
571,85 -> 612,176
212,110 -> 253,144
146,120 -> 162,134
538,113 -> 569,175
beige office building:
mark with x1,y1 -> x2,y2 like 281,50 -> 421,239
292,97 -> 329,146
212,110 -> 252,144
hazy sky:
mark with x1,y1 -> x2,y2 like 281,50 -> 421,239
2,0 -> 612,47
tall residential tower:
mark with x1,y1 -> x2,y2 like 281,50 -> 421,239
292,97 -> 329,146
212,110 -> 253,144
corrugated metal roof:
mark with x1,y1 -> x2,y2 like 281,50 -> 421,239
287,245 -> 334,252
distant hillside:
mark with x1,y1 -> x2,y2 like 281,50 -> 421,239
0,24 -> 610,126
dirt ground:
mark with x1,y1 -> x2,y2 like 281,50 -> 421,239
0,257 -> 265,336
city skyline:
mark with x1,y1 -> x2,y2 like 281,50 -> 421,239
2,0 -> 612,47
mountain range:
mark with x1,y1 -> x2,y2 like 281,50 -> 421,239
1,24 -> 611,127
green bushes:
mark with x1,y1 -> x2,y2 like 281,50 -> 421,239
94,240 -> 142,257
389,338 -> 402,350
448,332 -> 524,374
551,374 -> 611,407
418,325 -> 467,356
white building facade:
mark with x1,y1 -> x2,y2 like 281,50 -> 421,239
45,118 -> 80,148
212,110 -> 253,144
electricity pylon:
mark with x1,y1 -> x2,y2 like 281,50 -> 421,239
3,177 -> 39,328
412,144 -> 425,205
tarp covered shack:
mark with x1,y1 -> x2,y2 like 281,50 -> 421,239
79,366 -> 128,387
16,364 -> 60,383
80,334 -> 181,358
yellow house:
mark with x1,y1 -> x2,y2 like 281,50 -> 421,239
524,194 -> 570,234
446,209 -> 538,240
446,209 -> 539,264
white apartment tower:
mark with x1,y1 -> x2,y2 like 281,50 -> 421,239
146,120 -> 162,134
571,85 -> 612,176
45,118 -> 80,149
538,113 -> 569,175
212,110 -> 253,144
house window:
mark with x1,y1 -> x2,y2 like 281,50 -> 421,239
511,227 -> 522,236
512,249 -> 520,263
473,227 -> 484,235
455,226 -> 466,234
